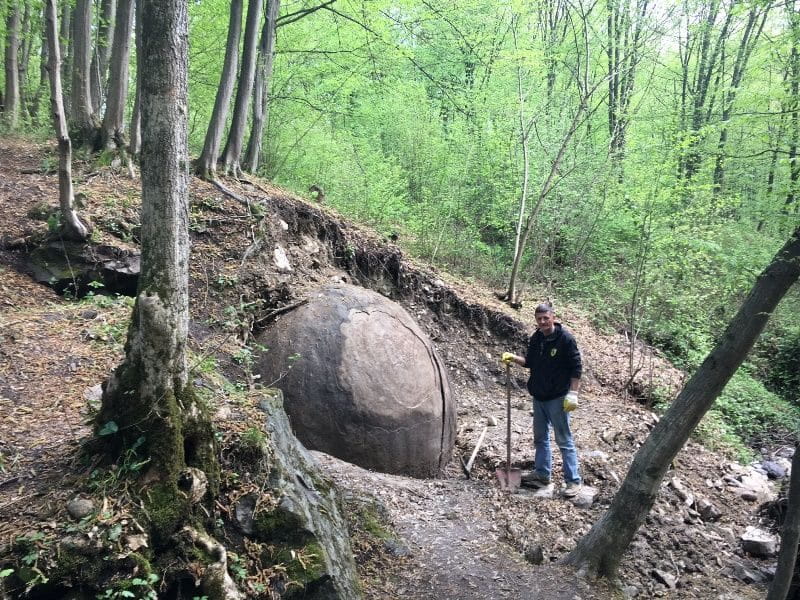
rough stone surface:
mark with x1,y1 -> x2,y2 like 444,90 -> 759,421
740,526 -> 779,558
258,390 -> 361,599
255,283 -> 455,477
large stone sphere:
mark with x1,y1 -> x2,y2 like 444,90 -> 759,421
254,284 -> 455,477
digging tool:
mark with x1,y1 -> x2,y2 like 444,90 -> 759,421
495,363 -> 521,491
460,423 -> 488,479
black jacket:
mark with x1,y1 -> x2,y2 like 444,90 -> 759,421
523,323 -> 582,401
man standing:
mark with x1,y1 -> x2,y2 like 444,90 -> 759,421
502,303 -> 583,497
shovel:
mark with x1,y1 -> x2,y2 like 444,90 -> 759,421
495,363 -> 521,491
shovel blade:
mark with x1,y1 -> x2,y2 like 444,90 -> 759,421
495,467 -> 522,491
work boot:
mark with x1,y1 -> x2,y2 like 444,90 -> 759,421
563,482 -> 582,498
521,472 -> 550,488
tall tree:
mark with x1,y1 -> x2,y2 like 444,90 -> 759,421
90,0 -> 116,112
564,225 -> 800,579
196,0 -> 243,180
712,1 -> 771,194
44,0 -> 90,241
100,0 -> 134,151
220,0 -> 264,176
69,0 -> 98,145
128,0 -> 142,157
244,0 -> 280,173
96,0 -> 219,548
3,0 -> 21,129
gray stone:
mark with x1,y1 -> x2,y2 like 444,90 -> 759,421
255,284 -> 455,477
740,526 -> 779,557
66,496 -> 95,520
697,498 -> 721,522
255,389 -> 361,599
652,569 -> 677,589
762,460 -> 787,479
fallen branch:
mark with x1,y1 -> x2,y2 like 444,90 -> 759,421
254,298 -> 309,327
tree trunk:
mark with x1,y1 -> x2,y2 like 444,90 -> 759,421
44,0 -> 90,242
96,0 -> 218,546
768,443 -> 800,600
563,226 -> 800,579
220,0 -> 264,176
4,1 -> 21,129
90,0 -> 116,113
100,0 -> 134,150
244,0 -> 280,173
58,0 -> 71,108
129,0 -> 143,157
196,0 -> 243,180
70,0 -> 98,146
17,1 -> 33,120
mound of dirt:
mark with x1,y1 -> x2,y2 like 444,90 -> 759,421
0,137 -> 789,599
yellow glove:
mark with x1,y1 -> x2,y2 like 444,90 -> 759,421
501,352 -> 516,366
563,391 -> 579,412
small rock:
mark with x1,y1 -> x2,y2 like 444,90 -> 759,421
622,585 -> 640,598
652,568 -> 677,589
762,460 -> 787,479
66,496 -> 95,520
697,498 -> 721,522
740,526 -> 778,557
487,415 -> 498,426
125,534 -> 149,551
273,245 -> 292,272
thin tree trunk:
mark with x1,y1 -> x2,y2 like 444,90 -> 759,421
100,0 -> 134,150
70,0 -> 98,146
197,0 -> 243,179
564,226 -> 800,579
17,1 -> 33,119
90,0 -> 117,113
4,1 -> 21,129
244,0 -> 280,174
44,0 -> 89,242
129,0 -> 142,157
767,443 -> 800,600
220,0 -> 264,176
58,0 -> 71,107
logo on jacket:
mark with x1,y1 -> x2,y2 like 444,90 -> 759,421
550,348 -> 557,357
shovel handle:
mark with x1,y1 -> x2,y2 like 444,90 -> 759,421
506,363 -> 512,471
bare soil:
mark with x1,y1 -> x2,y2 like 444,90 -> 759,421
0,137 -> 786,599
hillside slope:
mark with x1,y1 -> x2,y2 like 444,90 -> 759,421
0,138 -> 786,599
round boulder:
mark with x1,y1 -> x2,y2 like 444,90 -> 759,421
254,284 -> 455,477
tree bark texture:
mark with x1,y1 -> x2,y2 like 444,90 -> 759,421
100,0 -> 134,150
97,0 -> 217,545
69,0 -> 98,145
90,0 -> 117,112
221,0 -> 264,176
197,0 -> 243,179
44,0 -> 89,242
563,226 -> 800,579
129,0 -> 142,157
4,1 -> 21,129
58,0 -> 71,105
244,0 -> 280,173
767,443 -> 800,600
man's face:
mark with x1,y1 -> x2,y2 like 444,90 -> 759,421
535,310 -> 555,335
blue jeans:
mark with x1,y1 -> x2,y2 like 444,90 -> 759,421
532,396 -> 580,484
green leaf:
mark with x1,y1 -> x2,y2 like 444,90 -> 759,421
0,568 -> 14,578
98,421 -> 118,436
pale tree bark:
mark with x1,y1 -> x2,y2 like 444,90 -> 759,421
4,0 -> 21,129
100,0 -> 134,151
196,0 -> 243,180
44,0 -> 90,242
128,0 -> 142,157
766,443 -> 800,600
70,0 -> 99,146
243,0 -> 280,173
17,1 -> 33,119
96,0 -> 219,546
220,0 -> 264,176
563,226 -> 800,579
58,0 -> 70,102
90,0 -> 116,113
